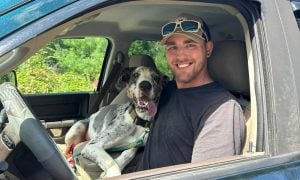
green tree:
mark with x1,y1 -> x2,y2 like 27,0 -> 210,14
128,40 -> 172,78
16,37 -> 108,93
16,38 -> 170,94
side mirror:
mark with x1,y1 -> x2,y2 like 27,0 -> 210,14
291,0 -> 300,29
0,71 -> 17,87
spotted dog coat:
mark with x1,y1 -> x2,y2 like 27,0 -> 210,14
65,66 -> 165,178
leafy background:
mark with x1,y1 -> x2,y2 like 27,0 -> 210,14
15,38 -> 170,94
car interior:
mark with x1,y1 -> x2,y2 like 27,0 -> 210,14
0,1 -> 264,179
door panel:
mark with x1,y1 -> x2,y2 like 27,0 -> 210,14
24,93 -> 90,121
24,92 -> 93,143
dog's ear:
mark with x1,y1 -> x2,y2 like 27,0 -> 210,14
161,75 -> 169,87
121,67 -> 136,83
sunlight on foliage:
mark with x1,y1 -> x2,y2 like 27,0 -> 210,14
16,37 -> 107,93
128,40 -> 172,78
16,38 -> 170,94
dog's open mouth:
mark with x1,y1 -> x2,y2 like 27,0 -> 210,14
134,94 -> 157,118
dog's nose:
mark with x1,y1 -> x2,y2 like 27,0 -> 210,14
139,81 -> 152,92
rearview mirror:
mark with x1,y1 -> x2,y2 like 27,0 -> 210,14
0,71 -> 17,87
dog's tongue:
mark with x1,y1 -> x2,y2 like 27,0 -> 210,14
147,101 -> 157,118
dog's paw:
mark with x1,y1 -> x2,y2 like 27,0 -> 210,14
100,167 -> 121,178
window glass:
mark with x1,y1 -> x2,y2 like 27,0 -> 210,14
0,0 -> 78,39
16,37 -> 108,94
128,40 -> 172,78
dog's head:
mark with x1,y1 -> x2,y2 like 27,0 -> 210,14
122,66 -> 167,121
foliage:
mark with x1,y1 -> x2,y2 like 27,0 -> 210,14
16,38 -> 170,94
128,41 -> 172,78
16,38 -> 107,93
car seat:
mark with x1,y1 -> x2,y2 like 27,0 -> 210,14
208,40 -> 252,154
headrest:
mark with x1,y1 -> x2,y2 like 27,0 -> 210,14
129,54 -> 157,68
114,54 -> 157,91
208,40 -> 250,96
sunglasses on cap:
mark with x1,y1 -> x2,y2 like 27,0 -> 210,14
161,20 -> 208,41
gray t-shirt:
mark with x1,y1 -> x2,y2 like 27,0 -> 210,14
137,81 -> 246,170
192,99 -> 246,162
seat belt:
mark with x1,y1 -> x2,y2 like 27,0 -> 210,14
88,52 -> 124,115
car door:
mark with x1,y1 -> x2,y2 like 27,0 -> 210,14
1,0 -> 300,179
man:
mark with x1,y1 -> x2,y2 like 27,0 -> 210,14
137,13 -> 246,170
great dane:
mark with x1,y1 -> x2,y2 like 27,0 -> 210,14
64,66 -> 166,178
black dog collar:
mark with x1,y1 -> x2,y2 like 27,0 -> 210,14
128,103 -> 151,128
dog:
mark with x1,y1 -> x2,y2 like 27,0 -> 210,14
64,66 -> 166,178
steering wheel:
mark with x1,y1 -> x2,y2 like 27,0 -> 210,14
0,83 -> 76,179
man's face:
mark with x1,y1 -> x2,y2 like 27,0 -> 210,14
164,34 -> 213,88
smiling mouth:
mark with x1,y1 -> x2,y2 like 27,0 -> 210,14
136,95 -> 151,111
133,92 -> 158,118
176,63 -> 193,68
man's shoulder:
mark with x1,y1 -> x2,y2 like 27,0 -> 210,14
212,82 -> 238,101
218,99 -> 243,111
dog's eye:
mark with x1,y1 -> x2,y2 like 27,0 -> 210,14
132,72 -> 139,80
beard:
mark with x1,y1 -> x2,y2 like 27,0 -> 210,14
173,69 -> 197,83
169,59 -> 209,88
